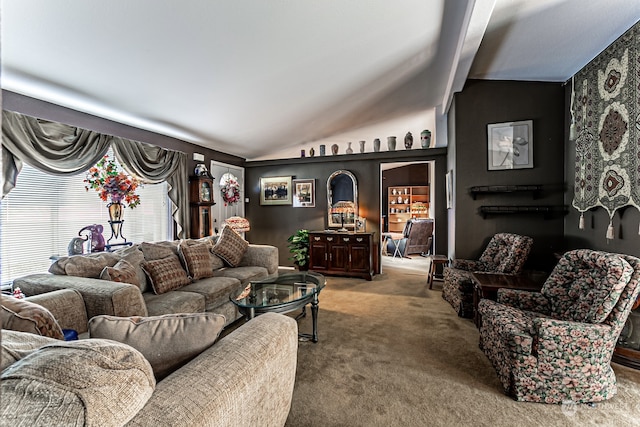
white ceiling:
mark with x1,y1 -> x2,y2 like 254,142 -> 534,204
2,1 -> 639,160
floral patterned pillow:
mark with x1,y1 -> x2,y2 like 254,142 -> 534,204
544,250 -> 633,323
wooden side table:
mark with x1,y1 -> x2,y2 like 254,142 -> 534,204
472,272 -> 542,327
427,255 -> 449,289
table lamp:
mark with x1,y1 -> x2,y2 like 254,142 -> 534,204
331,201 -> 355,232
223,216 -> 250,233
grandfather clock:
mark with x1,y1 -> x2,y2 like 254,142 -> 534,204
189,176 -> 215,238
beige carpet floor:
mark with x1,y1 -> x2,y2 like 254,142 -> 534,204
284,257 -> 640,427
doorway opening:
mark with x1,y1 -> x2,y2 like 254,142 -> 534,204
380,161 -> 435,268
210,160 -> 245,236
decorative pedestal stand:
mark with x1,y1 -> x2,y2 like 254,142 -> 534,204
106,202 -> 131,251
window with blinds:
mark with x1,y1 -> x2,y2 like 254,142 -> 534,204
1,152 -> 171,286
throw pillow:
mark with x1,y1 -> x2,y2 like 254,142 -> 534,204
114,244 -> 148,292
0,339 -> 155,426
88,313 -> 226,379
0,295 -> 65,340
142,255 -> 191,295
178,241 -> 214,280
140,241 -> 179,261
211,225 -> 249,267
141,255 -> 191,294
48,252 -> 120,278
100,259 -> 141,288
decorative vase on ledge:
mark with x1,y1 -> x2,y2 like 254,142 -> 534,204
387,136 -> 396,151
346,142 -> 354,154
107,202 -> 126,244
373,138 -> 381,152
404,132 -> 413,149
421,130 -> 432,148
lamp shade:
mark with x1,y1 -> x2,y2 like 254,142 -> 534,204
331,201 -> 355,214
223,216 -> 250,232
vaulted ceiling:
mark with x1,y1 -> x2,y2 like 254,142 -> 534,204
2,1 -> 639,160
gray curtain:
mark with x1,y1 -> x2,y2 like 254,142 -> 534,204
2,110 -> 189,238
112,138 -> 189,239
2,110 -> 111,194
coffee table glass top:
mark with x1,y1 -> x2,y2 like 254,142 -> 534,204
232,272 -> 325,310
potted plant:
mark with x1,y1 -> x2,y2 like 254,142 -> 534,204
287,229 -> 310,270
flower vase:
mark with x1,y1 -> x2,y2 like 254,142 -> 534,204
107,202 -> 125,243
373,138 -> 381,152
359,140 -> 366,153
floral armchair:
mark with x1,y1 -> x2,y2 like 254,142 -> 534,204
442,233 -> 533,317
478,249 -> 640,404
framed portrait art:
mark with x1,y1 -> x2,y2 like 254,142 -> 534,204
292,179 -> 315,208
487,120 -> 533,170
260,176 -> 292,205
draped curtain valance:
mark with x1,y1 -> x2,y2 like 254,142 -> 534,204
1,110 -> 189,238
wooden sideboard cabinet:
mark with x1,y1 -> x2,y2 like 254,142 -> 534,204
308,231 -> 375,281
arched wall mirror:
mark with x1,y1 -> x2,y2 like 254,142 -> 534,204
327,170 -> 358,230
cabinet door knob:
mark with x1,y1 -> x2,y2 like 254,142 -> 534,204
356,238 -> 363,242
343,238 -> 350,242
327,237 -> 334,241
314,237 -> 321,241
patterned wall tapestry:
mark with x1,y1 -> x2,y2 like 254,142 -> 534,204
572,22 -> 640,239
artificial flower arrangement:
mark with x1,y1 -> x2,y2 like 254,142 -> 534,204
84,155 -> 141,208
220,173 -> 241,206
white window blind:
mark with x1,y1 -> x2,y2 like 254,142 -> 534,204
1,151 -> 170,285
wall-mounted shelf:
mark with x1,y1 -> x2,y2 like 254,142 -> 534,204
479,205 -> 568,219
470,185 -> 543,200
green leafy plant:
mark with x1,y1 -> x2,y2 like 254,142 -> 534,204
287,229 -> 309,269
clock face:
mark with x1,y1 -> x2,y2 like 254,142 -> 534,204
201,183 -> 211,202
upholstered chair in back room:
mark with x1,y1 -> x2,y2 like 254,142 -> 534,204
386,218 -> 434,257
442,233 -> 533,317
477,249 -> 640,404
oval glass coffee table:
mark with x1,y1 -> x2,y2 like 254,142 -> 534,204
231,272 -> 326,342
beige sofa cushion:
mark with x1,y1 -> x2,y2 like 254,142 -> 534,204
1,295 -> 65,340
89,313 -> 225,380
142,255 -> 191,294
114,244 -> 149,292
0,337 -> 155,427
100,259 -> 141,288
48,252 -> 120,277
212,226 -> 249,267
178,241 -> 214,280
140,241 -> 179,261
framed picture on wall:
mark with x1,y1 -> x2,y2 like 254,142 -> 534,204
292,179 -> 315,208
260,176 -> 292,205
487,120 -> 533,170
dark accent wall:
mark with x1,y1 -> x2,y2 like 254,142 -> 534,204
451,80 -> 566,272
244,150 -> 447,268
2,91 -> 245,173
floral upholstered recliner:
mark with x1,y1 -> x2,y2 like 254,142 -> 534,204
442,233 -> 533,317
478,249 -> 640,404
